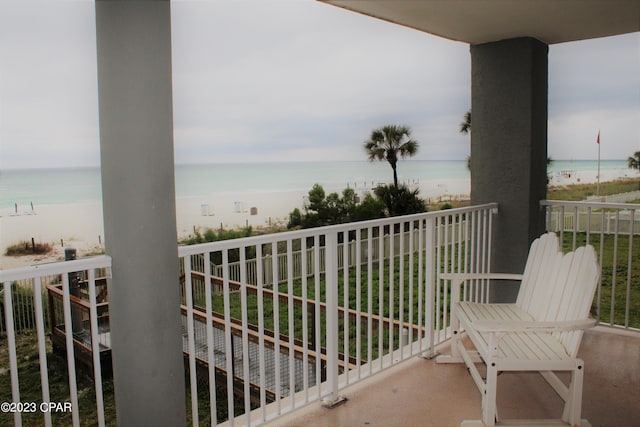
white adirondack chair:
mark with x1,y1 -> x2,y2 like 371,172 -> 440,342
436,232 -> 600,427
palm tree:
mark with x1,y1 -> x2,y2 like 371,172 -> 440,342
629,151 -> 640,171
459,110 -> 471,171
629,152 -> 640,189
364,125 -> 419,189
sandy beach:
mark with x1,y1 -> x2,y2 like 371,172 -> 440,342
1,168 -> 636,270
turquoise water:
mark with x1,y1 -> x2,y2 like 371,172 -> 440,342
0,160 -> 630,209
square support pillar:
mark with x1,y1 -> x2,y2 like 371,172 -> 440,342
470,37 -> 548,302
95,1 -> 186,425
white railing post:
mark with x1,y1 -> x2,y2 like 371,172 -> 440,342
422,217 -> 438,359
322,230 -> 346,407
184,256 -> 199,426
87,269 -> 106,427
203,252 -> 218,426
33,276 -> 53,427
61,272 -> 80,427
3,281 -> 22,427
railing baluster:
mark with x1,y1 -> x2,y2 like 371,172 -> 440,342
399,223 -> 405,360
324,230 -> 340,404
222,250 -> 235,426
313,235 -> 322,400
388,226 -> 395,362
3,281 -> 22,427
377,225 -> 384,370
254,244 -> 266,422
435,214 -> 442,335
31,277 -> 52,427
342,231 -> 350,383
87,269 -> 105,427
203,251 -> 218,426
487,205 -> 495,282
424,217 -> 436,356
240,245 -> 251,418
626,209 -> 635,328
184,256 -> 199,426
463,211 -> 470,303
367,226 -> 374,375
442,215 -> 450,338
300,237 -> 310,402
61,272 -> 80,427
481,208 -> 489,302
417,220 -> 424,352
572,205 -> 579,249
286,239 -> 296,404
355,228 -> 362,377
598,208 -> 605,324
470,209 -> 478,302
408,221 -> 414,352
611,211 -> 620,325
271,242 -> 281,413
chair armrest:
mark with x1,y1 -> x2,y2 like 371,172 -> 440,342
473,318 -> 598,333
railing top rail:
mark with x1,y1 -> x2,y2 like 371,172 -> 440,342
0,254 -> 112,283
541,199 -> 640,211
178,202 -> 499,257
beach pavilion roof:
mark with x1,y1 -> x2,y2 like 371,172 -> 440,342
318,0 -> 640,45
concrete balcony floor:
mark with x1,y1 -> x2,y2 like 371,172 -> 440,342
271,327 -> 639,427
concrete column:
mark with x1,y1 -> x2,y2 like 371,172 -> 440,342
95,1 -> 186,425
470,37 -> 548,302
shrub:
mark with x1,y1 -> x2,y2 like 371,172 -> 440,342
5,240 -> 53,256
374,184 -> 427,216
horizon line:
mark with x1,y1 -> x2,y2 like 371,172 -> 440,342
0,158 -> 631,172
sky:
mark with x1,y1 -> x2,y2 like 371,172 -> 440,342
0,0 -> 638,169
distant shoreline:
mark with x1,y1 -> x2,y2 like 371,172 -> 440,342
1,167 -> 638,270
0,158 -> 632,171
0,159 -> 633,210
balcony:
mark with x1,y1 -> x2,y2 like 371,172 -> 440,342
1,201 -> 638,426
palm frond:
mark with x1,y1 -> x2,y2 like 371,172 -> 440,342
628,151 -> 640,170
459,110 -> 471,134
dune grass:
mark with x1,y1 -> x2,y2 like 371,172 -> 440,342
547,177 -> 640,201
4,240 -> 54,257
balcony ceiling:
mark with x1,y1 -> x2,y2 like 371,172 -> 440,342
319,0 -> 640,45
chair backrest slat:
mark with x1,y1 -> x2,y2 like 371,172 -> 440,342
515,233 -> 599,357
553,246 -> 599,356
516,232 -> 561,315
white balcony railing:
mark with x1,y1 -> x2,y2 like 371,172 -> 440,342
0,202 -> 544,426
0,256 -> 112,427
177,203 -> 497,426
542,199 -> 640,330
2,200 -> 638,426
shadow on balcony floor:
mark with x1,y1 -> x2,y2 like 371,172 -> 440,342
270,327 -> 639,427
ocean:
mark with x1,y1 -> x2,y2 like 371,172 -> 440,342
0,160 -> 632,210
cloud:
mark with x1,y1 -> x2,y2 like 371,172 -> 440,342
550,33 -> 639,114
0,0 -> 637,169
0,0 -> 99,169
549,109 -> 639,160
169,0 -> 471,163
548,33 -> 640,159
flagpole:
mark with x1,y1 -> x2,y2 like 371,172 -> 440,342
597,130 -> 601,197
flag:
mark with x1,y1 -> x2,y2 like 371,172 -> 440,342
597,130 -> 600,145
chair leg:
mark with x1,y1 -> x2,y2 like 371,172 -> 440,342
450,329 -> 461,359
435,319 -> 464,364
562,360 -> 585,426
482,362 -> 498,426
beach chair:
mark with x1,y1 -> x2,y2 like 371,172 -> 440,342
436,232 -> 600,426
